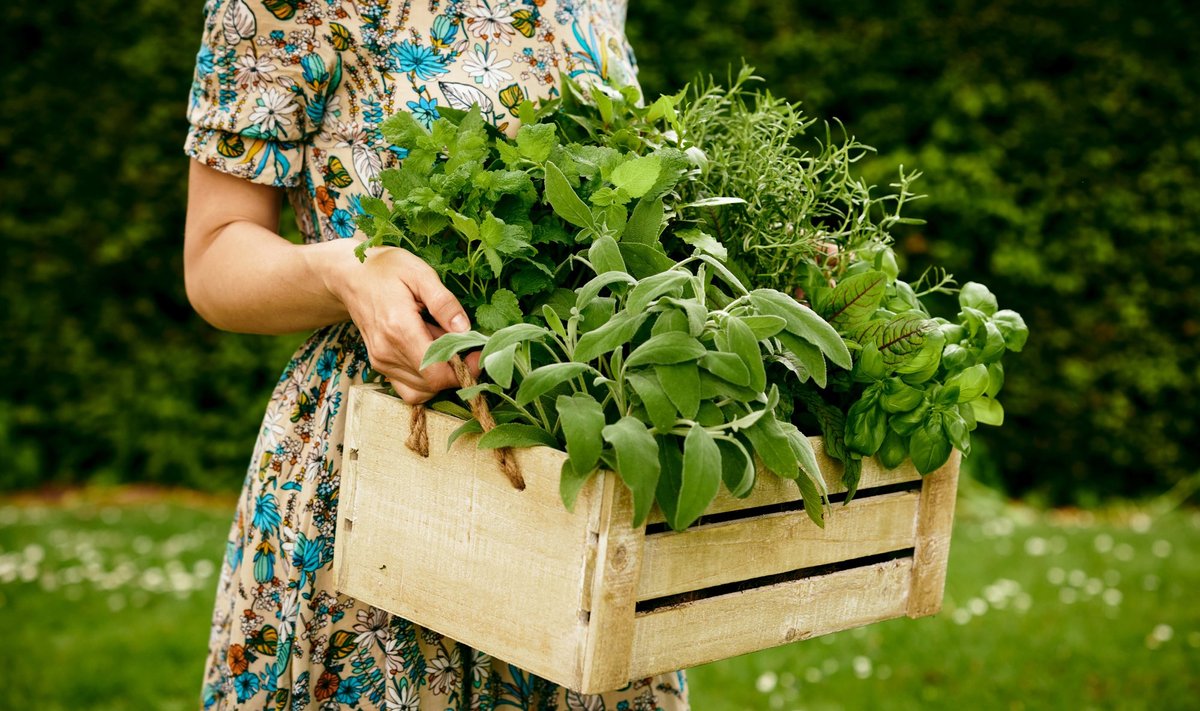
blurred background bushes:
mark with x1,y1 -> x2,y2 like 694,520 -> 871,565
1,0 -> 1196,503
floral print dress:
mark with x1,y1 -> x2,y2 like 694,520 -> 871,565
183,1 -> 689,709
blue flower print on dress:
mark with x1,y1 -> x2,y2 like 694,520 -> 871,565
406,96 -> 440,128
330,209 -> 355,238
391,41 -> 449,80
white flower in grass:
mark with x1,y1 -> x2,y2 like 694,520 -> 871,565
462,45 -> 513,90
233,50 -> 277,88
248,87 -> 297,136
463,2 -> 516,45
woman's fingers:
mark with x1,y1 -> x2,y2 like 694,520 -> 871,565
402,253 -> 471,335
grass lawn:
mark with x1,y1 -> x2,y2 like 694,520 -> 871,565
0,485 -> 1196,710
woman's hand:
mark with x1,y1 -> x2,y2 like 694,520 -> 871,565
184,161 -> 479,404
322,242 -> 482,404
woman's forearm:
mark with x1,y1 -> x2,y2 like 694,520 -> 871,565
184,160 -> 358,335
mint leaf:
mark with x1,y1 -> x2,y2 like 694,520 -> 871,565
516,122 -> 557,163
610,155 -> 661,198
475,289 -> 522,333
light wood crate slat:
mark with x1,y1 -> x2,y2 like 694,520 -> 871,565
644,445 -> 921,525
630,557 -> 914,679
637,490 -> 919,601
335,385 -> 604,687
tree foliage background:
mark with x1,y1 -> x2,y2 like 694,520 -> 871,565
2,0 -> 1196,503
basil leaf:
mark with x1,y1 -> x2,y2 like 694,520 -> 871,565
946,364 -> 989,402
880,378 -> 924,413
993,309 -> 1028,352
959,281 -> 998,316
602,416 -> 662,527
909,413 -> 953,474
970,397 -> 1005,426
878,428 -> 908,470
556,392 -> 606,475
846,394 -> 887,456
674,425 -> 722,530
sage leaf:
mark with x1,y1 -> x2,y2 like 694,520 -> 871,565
618,242 -> 675,278
602,416 -> 662,527
446,419 -> 483,449
699,351 -> 750,387
574,311 -> 647,363
624,197 -> 664,245
560,458 -> 597,512
482,343 -> 518,389
556,393 -> 605,475
675,425 -> 722,530
422,330 -> 489,369
627,270 -> 690,314
545,161 -> 595,229
516,362 -> 593,405
627,372 -> 678,433
480,323 -> 548,362
589,235 -> 625,274
738,314 -> 787,339
477,423 -> 558,450
723,316 -> 767,392
654,435 -> 683,527
575,270 -> 637,310
655,362 -> 701,420
744,412 -> 798,479
775,330 -> 828,388
625,332 -> 707,368
717,438 -> 755,498
750,289 -> 852,369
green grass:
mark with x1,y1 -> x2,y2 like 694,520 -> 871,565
0,486 -> 1196,710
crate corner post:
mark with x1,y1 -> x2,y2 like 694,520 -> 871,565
905,449 -> 962,619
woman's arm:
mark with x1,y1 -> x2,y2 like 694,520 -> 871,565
184,160 -> 477,403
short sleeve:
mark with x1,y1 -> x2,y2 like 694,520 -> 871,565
183,0 -> 335,187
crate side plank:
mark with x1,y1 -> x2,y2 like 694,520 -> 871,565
577,475 -> 647,694
630,557 -> 914,679
646,445 -> 921,525
332,383 -> 369,592
638,490 -> 919,600
336,387 -> 603,686
907,451 -> 962,618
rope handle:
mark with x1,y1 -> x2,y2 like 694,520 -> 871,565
403,354 -> 526,491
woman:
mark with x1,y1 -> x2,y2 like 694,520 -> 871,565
183,1 -> 689,708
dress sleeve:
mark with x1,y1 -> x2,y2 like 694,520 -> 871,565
183,0 -> 336,187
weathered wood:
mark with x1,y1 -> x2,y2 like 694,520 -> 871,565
335,386 -> 604,689
577,477 -> 646,694
336,384 -> 961,695
638,490 -> 919,601
630,557 -> 914,679
645,443 -> 921,525
907,450 -> 962,618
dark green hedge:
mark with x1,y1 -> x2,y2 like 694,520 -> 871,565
2,0 -> 1196,502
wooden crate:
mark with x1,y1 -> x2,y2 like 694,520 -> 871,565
334,383 -> 960,694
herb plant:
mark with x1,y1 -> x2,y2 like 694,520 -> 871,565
357,68 -> 1027,530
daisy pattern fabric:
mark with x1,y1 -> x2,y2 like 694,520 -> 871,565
183,1 -> 689,709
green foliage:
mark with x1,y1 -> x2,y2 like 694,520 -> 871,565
628,0 -> 1200,503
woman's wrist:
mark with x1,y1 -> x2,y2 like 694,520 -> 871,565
306,237 -> 366,317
